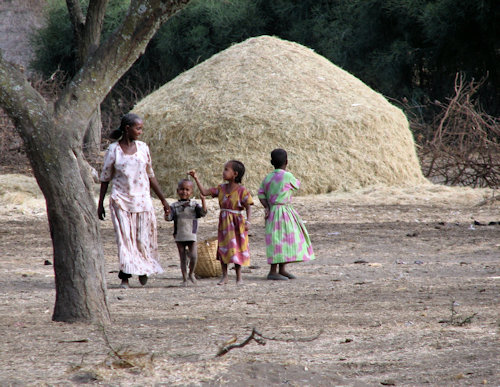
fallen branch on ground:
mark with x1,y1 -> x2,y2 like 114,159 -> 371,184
216,327 -> 323,357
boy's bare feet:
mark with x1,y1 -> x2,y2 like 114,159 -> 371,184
217,276 -> 228,285
181,280 -> 188,287
189,274 -> 197,285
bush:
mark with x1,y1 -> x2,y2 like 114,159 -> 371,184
30,0 -> 129,77
31,0 -> 500,132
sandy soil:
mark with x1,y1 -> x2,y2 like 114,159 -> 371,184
0,176 -> 499,386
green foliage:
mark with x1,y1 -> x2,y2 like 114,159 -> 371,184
420,0 -> 499,109
264,0 -> 499,112
30,0 -> 129,77
149,0 -> 269,83
31,0 -> 500,115
100,0 -> 130,40
30,0 -> 74,76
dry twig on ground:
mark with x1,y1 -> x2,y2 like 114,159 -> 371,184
216,328 -> 323,357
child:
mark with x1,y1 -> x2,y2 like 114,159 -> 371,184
188,160 -> 253,285
258,148 -> 315,280
166,179 -> 207,286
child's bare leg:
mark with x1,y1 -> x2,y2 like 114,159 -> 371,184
279,263 -> 296,279
267,263 -> 289,280
187,241 -> 198,284
217,262 -> 228,285
176,243 -> 188,285
269,263 -> 278,275
235,264 -> 242,284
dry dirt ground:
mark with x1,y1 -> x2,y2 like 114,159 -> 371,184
0,175 -> 499,386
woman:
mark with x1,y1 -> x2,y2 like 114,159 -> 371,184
98,113 -> 170,288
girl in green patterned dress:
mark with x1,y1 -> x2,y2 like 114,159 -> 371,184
258,149 -> 315,280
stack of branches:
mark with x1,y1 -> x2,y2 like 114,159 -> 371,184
419,73 -> 500,188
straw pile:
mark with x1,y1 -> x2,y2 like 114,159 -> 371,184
133,35 -> 427,197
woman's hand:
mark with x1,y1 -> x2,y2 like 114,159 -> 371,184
98,182 -> 109,220
264,207 -> 270,219
98,203 -> 105,220
162,201 -> 171,216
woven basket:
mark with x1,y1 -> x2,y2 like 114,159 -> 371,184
195,238 -> 222,278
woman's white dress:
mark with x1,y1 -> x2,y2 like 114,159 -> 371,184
100,141 -> 163,276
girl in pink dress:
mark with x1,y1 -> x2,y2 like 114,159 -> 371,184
189,161 -> 253,285
98,113 -> 170,288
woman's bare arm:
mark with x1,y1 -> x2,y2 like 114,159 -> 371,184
97,182 -> 109,220
149,176 -> 170,215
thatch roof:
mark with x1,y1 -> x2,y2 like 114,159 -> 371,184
133,35 -> 427,197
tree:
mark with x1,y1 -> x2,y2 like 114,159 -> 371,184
151,0 -> 269,84
66,0 -> 109,157
0,0 -> 191,323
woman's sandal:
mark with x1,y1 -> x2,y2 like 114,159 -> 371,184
139,275 -> 148,286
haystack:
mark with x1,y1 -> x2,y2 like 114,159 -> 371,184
133,35 -> 427,197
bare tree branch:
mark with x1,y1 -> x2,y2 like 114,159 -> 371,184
216,328 -> 323,357
66,0 -> 109,65
410,73 -> 500,188
0,53 -> 51,141
82,0 -> 109,60
66,0 -> 85,27
55,0 -> 190,131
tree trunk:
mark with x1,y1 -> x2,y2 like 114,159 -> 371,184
83,107 -> 102,158
66,0 -> 108,159
48,152 -> 110,323
0,0 -> 192,323
20,114 -> 110,323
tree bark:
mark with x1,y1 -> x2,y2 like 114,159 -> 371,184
44,137 -> 110,322
0,0 -> 191,323
66,0 -> 109,157
83,107 -> 102,159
